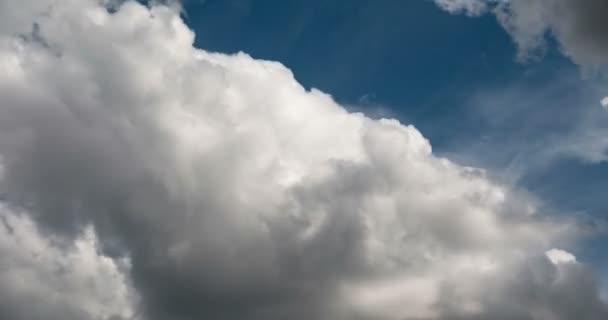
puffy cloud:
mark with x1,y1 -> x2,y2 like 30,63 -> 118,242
433,0 -> 608,68
0,204 -> 137,320
546,248 -> 577,264
0,0 -> 606,319
602,97 -> 608,110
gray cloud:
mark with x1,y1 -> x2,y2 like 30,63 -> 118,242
433,0 -> 608,68
0,1 -> 606,319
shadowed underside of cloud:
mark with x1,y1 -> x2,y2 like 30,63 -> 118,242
0,1 -> 606,319
434,0 -> 608,69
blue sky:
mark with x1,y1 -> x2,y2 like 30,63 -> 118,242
181,0 -> 608,270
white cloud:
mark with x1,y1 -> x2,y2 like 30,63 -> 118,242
433,0 -> 490,16
602,97 -> 608,110
455,73 -> 608,170
0,204 -> 137,320
0,1 -> 605,319
546,248 -> 577,265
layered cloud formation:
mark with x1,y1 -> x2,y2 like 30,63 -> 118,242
434,0 -> 608,69
0,1 -> 606,319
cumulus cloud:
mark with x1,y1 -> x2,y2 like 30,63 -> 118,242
546,248 -> 577,264
602,97 -> 608,110
433,0 -> 608,68
0,0 -> 606,319
0,204 -> 137,320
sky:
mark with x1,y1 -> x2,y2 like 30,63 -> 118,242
0,0 -> 607,319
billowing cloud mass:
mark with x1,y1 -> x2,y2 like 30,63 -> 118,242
0,204 -> 137,320
0,1 -> 606,319
433,0 -> 608,68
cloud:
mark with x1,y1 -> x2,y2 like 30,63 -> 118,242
602,97 -> 608,110
0,204 -> 137,320
433,0 -> 490,15
546,248 -> 577,264
445,69 -> 608,176
433,0 -> 608,68
0,0 -> 606,319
